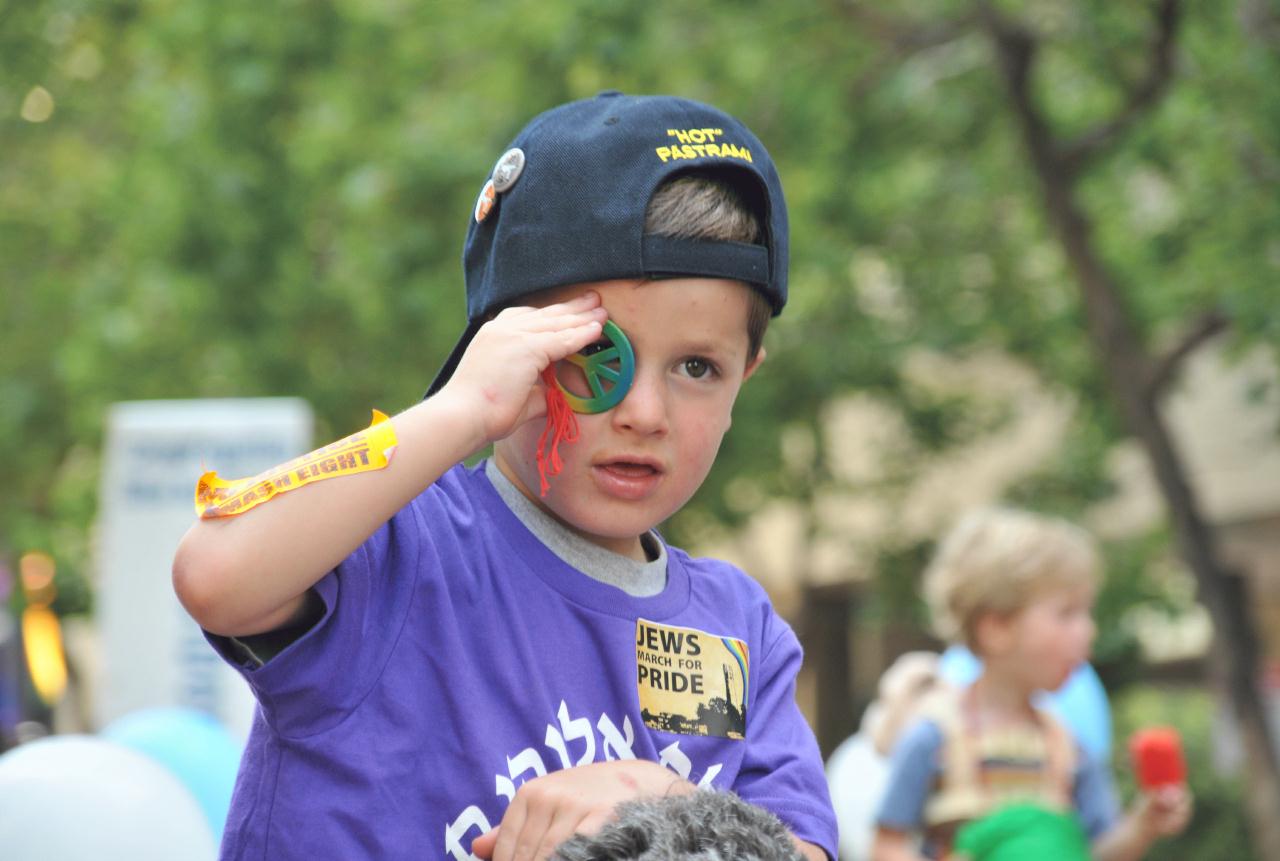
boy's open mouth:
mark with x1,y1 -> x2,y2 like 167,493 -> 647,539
600,461 -> 660,477
592,458 -> 665,500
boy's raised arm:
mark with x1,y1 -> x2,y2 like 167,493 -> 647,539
172,295 -> 606,637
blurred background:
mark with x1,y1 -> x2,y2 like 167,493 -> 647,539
2,0 -> 1278,857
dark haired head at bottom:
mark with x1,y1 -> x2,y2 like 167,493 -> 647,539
552,789 -> 803,861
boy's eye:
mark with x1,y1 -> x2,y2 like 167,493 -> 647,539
579,340 -> 610,357
683,358 -> 711,378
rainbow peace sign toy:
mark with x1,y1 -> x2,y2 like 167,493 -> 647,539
552,320 -> 636,413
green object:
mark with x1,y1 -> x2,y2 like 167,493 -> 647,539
953,804 -> 1091,861
553,320 -> 636,414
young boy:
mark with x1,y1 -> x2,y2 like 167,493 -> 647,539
173,92 -> 837,861
871,508 -> 1192,861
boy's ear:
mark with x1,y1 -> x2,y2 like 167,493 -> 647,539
743,346 -> 767,382
974,610 -> 1016,657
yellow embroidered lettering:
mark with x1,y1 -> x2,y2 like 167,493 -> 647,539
654,131 -> 753,164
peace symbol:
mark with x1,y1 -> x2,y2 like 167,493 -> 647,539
553,320 -> 636,414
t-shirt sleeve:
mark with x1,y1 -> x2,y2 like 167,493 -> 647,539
1073,745 -> 1121,839
731,620 -> 838,860
875,718 -> 943,833
204,506 -> 421,738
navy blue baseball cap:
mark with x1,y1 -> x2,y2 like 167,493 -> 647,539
426,91 -> 789,397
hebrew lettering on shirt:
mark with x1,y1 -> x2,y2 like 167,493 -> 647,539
495,748 -> 549,802
658,740 -> 724,787
697,762 -> 724,788
458,699 -> 728,860
598,713 -> 637,761
658,740 -> 693,779
444,805 -> 492,861
545,700 -> 596,768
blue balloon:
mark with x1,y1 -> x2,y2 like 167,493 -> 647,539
938,645 -> 1112,763
0,734 -> 216,859
102,707 -> 244,840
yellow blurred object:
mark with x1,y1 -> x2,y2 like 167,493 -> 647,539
22,605 -> 68,705
18,551 -> 57,605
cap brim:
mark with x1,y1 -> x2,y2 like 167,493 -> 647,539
424,318 -> 484,399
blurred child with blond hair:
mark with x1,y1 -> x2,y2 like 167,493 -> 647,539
871,508 -> 1191,861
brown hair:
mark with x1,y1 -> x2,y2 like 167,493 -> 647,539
644,173 -> 772,363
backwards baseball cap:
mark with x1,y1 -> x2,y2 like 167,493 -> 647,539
425,91 -> 789,397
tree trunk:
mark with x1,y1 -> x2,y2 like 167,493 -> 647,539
801,581 -> 861,758
987,19 -> 1280,859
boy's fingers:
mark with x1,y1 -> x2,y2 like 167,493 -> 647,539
518,307 -> 607,335
544,291 -> 601,312
533,811 -> 590,861
471,827 -> 500,859
498,292 -> 602,323
491,800 -> 527,861
507,801 -> 556,861
572,810 -> 611,838
545,320 -> 605,360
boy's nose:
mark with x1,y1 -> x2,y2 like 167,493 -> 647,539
611,370 -> 669,436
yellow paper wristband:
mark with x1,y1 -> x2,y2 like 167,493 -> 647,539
195,409 -> 398,519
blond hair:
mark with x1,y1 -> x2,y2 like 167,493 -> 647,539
923,508 -> 1100,652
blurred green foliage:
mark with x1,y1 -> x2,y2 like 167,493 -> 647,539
2,1 -> 1277,838
4,0 -> 1276,597
3,0 -> 1278,850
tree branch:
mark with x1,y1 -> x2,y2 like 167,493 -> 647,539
834,1 -> 976,53
1063,0 -> 1182,171
833,1 -> 980,106
1147,308 -> 1231,399
979,2 -> 1065,175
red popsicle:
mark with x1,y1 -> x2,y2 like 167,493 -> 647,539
1129,726 -> 1186,789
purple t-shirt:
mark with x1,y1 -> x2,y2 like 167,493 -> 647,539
210,462 -> 836,860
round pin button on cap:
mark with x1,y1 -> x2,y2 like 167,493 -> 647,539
474,179 -> 496,223
491,148 -> 526,193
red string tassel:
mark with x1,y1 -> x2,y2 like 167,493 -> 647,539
536,366 -> 579,497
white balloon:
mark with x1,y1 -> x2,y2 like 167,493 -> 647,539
0,735 -> 217,860
826,732 -> 890,861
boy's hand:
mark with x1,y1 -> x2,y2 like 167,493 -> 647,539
1134,784 -> 1194,839
470,760 -> 693,861
440,293 -> 607,446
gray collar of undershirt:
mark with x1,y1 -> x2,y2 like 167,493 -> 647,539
484,458 -> 667,597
